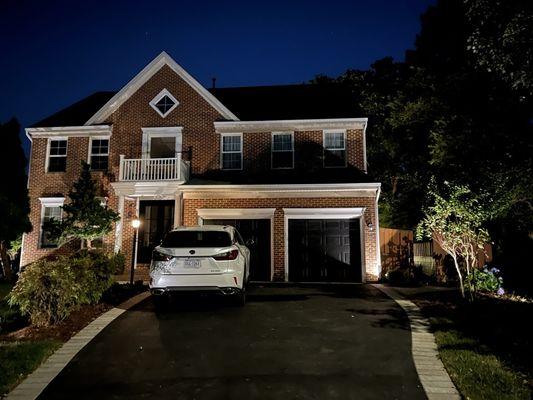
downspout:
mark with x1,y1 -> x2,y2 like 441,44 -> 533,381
375,185 -> 382,280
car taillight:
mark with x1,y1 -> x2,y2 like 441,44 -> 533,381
213,249 -> 239,261
152,250 -> 172,262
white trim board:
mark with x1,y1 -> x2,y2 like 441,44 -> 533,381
197,208 -> 276,281
214,118 -> 367,133
283,207 -> 366,283
86,51 -> 239,124
26,125 -> 111,141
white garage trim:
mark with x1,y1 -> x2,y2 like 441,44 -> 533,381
197,208 -> 276,281
283,208 -> 366,283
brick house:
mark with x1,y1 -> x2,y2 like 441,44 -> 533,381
22,51 -> 381,282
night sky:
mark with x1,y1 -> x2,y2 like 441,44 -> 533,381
1,0 -> 435,153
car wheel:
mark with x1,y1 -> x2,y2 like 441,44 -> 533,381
231,291 -> 246,307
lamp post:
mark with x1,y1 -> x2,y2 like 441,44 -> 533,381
130,218 -> 141,285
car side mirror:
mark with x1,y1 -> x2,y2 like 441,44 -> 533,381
245,239 -> 255,247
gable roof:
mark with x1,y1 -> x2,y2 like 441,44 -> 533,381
209,84 -> 360,120
85,51 -> 239,124
31,91 -> 116,128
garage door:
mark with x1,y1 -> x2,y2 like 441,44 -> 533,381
288,219 -> 362,282
202,219 -> 271,281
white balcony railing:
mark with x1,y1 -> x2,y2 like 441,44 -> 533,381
119,154 -> 189,182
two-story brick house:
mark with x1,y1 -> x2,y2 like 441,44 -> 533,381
22,51 -> 381,282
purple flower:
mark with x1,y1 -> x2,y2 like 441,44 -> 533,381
497,287 -> 505,296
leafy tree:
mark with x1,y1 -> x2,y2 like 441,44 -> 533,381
0,119 -> 31,281
465,0 -> 533,95
50,162 -> 119,249
416,181 -> 490,298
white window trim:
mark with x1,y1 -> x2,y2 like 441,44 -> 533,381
45,137 -> 68,173
220,133 -> 243,171
141,127 -> 183,159
271,131 -> 294,169
39,197 -> 65,248
149,88 -> 179,118
283,207 -> 366,283
88,136 -> 110,170
197,208 -> 276,281
323,129 -> 347,168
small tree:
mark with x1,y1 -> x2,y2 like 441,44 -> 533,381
51,162 -> 119,249
416,181 -> 490,299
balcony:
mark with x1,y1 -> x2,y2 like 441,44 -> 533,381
118,154 -> 189,182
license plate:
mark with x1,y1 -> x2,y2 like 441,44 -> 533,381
183,259 -> 201,268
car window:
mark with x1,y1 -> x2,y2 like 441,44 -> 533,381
161,231 -> 232,248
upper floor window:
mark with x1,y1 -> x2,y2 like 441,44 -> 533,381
221,134 -> 242,170
89,138 -> 109,171
150,89 -> 179,118
272,132 -> 294,169
39,197 -> 64,248
47,139 -> 67,172
323,131 -> 346,167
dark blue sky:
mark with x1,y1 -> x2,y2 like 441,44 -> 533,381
1,0 -> 434,150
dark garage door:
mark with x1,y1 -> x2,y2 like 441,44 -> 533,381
202,219 -> 271,281
289,219 -> 362,282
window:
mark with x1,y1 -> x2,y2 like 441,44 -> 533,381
323,131 -> 346,167
221,134 -> 242,170
89,138 -> 109,171
47,139 -> 67,172
149,89 -> 179,117
272,132 -> 294,169
39,198 -> 64,248
150,137 -> 175,158
162,231 -> 232,248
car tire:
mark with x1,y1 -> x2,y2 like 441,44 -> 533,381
231,291 -> 246,307
153,295 -> 168,312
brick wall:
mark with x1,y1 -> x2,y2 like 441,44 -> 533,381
182,197 -> 379,281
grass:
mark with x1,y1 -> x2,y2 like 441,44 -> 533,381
0,281 -> 25,334
434,325 -> 530,400
0,340 -> 61,395
410,291 -> 532,400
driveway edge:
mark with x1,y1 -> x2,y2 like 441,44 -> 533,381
371,284 -> 460,400
6,291 -> 151,400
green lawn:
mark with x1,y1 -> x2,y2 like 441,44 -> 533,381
0,340 -> 61,395
410,291 -> 532,400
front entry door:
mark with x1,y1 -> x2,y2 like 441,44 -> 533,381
138,200 -> 175,263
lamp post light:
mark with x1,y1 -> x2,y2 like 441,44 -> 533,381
130,218 -> 141,285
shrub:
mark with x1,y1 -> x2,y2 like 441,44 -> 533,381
8,258 -> 86,326
385,265 -> 432,286
109,251 -> 125,274
465,266 -> 504,295
70,250 -> 115,304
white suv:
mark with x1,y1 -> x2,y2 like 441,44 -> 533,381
149,225 -> 251,306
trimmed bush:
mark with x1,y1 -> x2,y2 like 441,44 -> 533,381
465,266 -> 504,295
70,250 -> 115,304
8,258 -> 86,326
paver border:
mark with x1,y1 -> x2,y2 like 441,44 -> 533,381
371,284 -> 460,400
5,291 -> 151,400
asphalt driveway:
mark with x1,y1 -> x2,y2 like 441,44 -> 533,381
38,284 -> 426,400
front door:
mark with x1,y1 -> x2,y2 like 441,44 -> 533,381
138,200 -> 175,263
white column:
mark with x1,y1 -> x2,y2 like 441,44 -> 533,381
114,195 -> 125,253
174,191 -> 183,228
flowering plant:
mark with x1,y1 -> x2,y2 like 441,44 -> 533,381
465,265 -> 504,295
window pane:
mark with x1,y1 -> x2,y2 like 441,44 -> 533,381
91,155 -> 108,171
162,231 -> 232,248
324,149 -> 346,167
49,140 -> 67,156
41,205 -> 61,248
325,132 -> 344,149
222,136 -> 241,152
91,139 -> 109,155
150,137 -> 175,158
222,152 -> 242,169
272,151 -> 293,168
155,95 -> 176,114
48,157 -> 66,172
273,134 -> 293,151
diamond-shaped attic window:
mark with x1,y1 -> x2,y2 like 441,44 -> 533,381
150,89 -> 179,117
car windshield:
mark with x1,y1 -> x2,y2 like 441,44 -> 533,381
161,230 -> 232,248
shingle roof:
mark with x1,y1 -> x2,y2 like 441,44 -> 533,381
31,84 -> 360,127
31,91 -> 116,127
209,84 -> 360,120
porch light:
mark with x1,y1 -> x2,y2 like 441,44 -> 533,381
131,218 -> 141,229
367,222 -> 374,231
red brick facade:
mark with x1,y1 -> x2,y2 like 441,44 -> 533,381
21,54 -> 380,281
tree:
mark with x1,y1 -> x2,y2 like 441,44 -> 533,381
465,0 -> 533,95
416,181 -> 490,298
51,162 -> 119,249
0,119 -> 31,281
